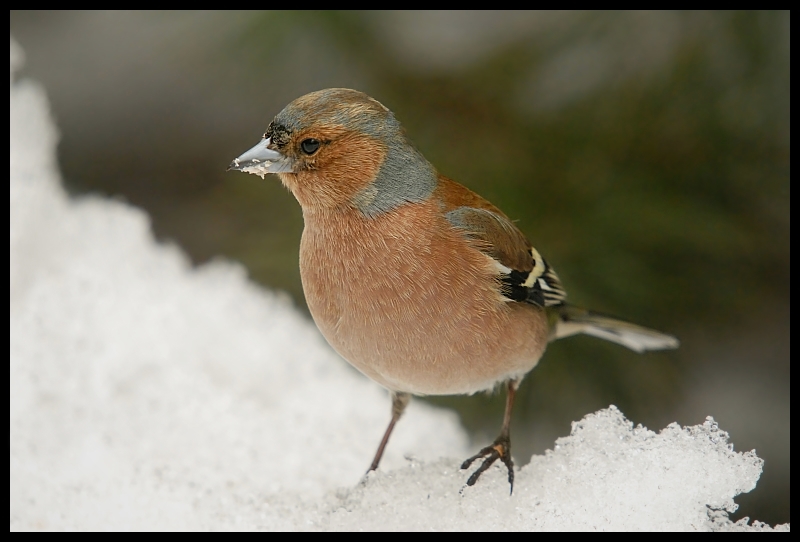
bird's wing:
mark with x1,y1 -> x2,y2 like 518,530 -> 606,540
435,176 -> 566,307
433,177 -> 676,351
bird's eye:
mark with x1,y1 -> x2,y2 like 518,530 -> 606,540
301,138 -> 320,155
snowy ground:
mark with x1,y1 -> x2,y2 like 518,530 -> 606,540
9,37 -> 789,531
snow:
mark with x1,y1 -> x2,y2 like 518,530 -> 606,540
9,37 -> 788,532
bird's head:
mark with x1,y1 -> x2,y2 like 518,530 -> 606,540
229,88 -> 436,215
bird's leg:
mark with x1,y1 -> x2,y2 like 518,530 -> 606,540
368,391 -> 411,472
461,379 -> 519,493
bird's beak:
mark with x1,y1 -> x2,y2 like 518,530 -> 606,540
227,137 -> 294,177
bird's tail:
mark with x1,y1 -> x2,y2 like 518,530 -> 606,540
549,304 -> 679,353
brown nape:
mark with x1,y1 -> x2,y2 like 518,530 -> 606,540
434,175 -> 509,217
279,129 -> 388,211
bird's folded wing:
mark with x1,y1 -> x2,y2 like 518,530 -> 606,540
436,177 -> 566,308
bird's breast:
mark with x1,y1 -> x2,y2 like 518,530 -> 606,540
298,201 -> 549,395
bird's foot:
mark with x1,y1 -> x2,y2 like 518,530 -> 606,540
460,434 -> 514,493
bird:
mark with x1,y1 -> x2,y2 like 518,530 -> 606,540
228,88 -> 679,493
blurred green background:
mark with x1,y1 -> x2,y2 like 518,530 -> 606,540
10,11 -> 789,524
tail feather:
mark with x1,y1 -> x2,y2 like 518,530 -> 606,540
550,305 -> 679,353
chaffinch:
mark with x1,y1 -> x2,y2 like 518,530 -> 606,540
228,88 -> 678,492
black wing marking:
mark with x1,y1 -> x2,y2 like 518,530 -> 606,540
499,249 -> 567,307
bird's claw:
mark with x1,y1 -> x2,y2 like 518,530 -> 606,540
460,435 -> 514,494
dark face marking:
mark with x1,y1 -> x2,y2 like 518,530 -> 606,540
265,121 -> 292,148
